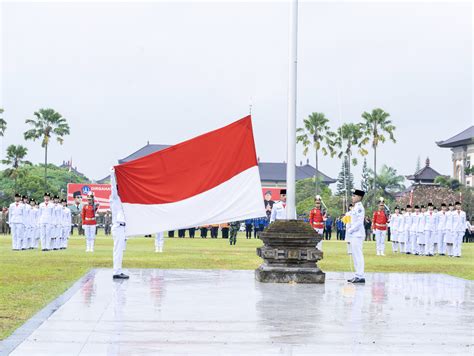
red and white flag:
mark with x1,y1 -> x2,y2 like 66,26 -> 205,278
113,115 -> 265,236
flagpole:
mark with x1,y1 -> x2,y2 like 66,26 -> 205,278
286,0 -> 298,220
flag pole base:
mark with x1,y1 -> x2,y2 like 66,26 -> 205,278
255,220 -> 325,284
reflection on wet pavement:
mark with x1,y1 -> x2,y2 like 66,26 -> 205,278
9,269 -> 474,355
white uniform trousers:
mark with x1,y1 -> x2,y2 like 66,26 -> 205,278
425,230 -> 435,255
23,226 -> 32,249
453,231 -> 464,257
398,231 -> 406,253
112,224 -> 126,275
438,231 -> 446,255
62,226 -> 70,248
10,223 -> 23,250
84,225 -> 96,252
391,230 -> 399,252
155,232 -> 165,252
314,228 -> 323,250
32,226 -> 40,249
374,229 -> 386,254
411,232 -> 419,254
351,237 -> 365,279
40,224 -> 52,250
405,231 -> 413,253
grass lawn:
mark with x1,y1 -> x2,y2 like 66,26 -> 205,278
1,232 -> 473,340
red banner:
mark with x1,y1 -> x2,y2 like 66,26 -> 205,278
67,183 -> 111,212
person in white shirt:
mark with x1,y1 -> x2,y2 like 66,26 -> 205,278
444,203 -> 455,257
38,192 -> 54,251
110,171 -> 129,279
61,199 -> 71,249
347,189 -> 366,284
155,232 -> 165,253
52,195 -> 62,250
424,203 -> 437,256
416,205 -> 427,255
21,195 -> 32,250
436,203 -> 448,256
397,207 -> 406,253
270,189 -> 287,223
7,193 -> 25,251
30,199 -> 40,249
452,201 -> 466,258
389,206 -> 401,253
403,205 -> 412,254
410,205 -> 420,255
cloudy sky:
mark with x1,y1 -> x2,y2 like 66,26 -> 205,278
1,1 -> 472,187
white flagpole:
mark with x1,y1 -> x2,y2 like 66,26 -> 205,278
286,0 -> 298,220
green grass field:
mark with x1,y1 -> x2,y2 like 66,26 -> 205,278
1,232 -> 473,340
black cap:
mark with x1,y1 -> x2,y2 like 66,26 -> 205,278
401,208 -> 406,211
433,206 -> 438,210
73,191 -> 82,198
61,198 -> 67,203
414,205 -> 420,209
420,205 -> 425,209
448,203 -> 453,207
351,189 -> 365,197
44,192 -> 51,197
406,204 -> 411,208
441,203 -> 446,207
280,189 -> 287,195
455,201 -> 461,205
394,206 -> 400,210
14,193 -> 21,198
30,199 -> 36,204
22,195 -> 28,200
349,204 -> 353,207
427,202 -> 433,207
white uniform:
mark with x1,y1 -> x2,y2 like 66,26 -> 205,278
397,212 -> 406,252
155,232 -> 165,252
347,201 -> 365,279
31,206 -> 40,249
410,212 -> 419,254
452,209 -> 466,257
424,210 -> 437,255
8,201 -> 25,250
403,211 -> 412,253
22,203 -> 32,249
110,174 -> 127,276
417,211 -> 426,254
436,210 -> 448,255
270,201 -> 287,223
444,210 -> 455,256
61,206 -> 71,249
38,201 -> 54,250
389,213 -> 401,252
52,203 -> 63,249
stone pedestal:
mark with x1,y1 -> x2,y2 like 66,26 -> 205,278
255,220 -> 325,283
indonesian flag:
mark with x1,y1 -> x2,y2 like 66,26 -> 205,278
113,115 -> 265,236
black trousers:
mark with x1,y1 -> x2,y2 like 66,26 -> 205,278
168,231 -> 175,237
200,228 -> 208,238
178,229 -> 186,238
340,230 -> 346,241
211,226 -> 219,238
222,228 -> 229,239
245,224 -> 252,239
189,228 -> 195,238
254,226 -> 260,238
324,228 -> 332,240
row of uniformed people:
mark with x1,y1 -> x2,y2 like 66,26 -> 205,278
387,202 -> 466,257
8,193 -> 71,251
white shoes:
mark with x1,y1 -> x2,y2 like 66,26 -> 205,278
381,252 -> 385,256
376,252 -> 380,256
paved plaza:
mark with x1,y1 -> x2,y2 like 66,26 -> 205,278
2,269 -> 473,355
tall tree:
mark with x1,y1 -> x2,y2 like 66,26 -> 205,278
333,123 -> 367,203
361,158 -> 370,192
368,164 -> 405,197
1,145 -> 31,191
296,112 -> 335,195
336,156 -> 354,211
360,108 -> 396,190
0,108 -> 6,137
24,109 -> 70,188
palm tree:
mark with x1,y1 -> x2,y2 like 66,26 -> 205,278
24,108 -> 70,188
368,165 -> 405,197
1,145 -> 31,190
0,108 -> 6,137
360,108 -> 396,190
296,112 -> 335,195
333,123 -> 368,204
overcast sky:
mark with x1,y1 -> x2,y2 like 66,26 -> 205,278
1,1 -> 472,187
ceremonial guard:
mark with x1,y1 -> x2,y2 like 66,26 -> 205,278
30,199 -> 40,249
70,191 -> 83,235
372,199 -> 388,256
397,207 -> 406,253
229,221 -> 239,245
424,203 -> 437,256
52,195 -> 62,250
22,195 -> 31,250
347,189 -> 366,284
82,192 -> 99,252
155,231 -> 165,252
444,203 -> 455,256
103,211 -> 112,235
410,205 -> 420,255
8,193 -> 24,251
39,193 -> 54,251
270,189 -> 287,223
415,205 -> 426,255
61,199 -> 71,249
0,207 -> 8,235
389,206 -> 401,253
404,205 -> 413,254
452,202 -> 466,258
437,203 -> 448,255
309,197 -> 325,250
110,174 -> 129,279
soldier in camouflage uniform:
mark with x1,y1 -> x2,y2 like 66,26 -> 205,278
0,207 -> 8,235
69,191 -> 84,235
103,210 -> 112,235
229,221 -> 240,246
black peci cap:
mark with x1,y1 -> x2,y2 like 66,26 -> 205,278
14,193 -> 21,198
420,205 -> 425,209
455,201 -> 461,205
406,204 -> 411,208
44,192 -> 51,197
53,195 -> 59,200
414,205 -> 420,209
280,189 -> 287,195
351,189 -> 365,197
394,206 -> 400,210
441,203 -> 446,207
427,202 -> 433,207
73,191 -> 82,198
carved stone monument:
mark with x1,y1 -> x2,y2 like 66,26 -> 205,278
255,220 -> 325,283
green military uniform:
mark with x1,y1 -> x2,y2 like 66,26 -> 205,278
103,212 -> 112,235
69,202 -> 83,235
229,221 -> 240,246
0,209 -> 7,235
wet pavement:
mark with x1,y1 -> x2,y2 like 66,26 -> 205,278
4,269 -> 474,355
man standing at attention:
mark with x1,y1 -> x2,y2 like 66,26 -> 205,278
347,189 -> 366,284
270,189 -> 287,223
82,192 -> 99,252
